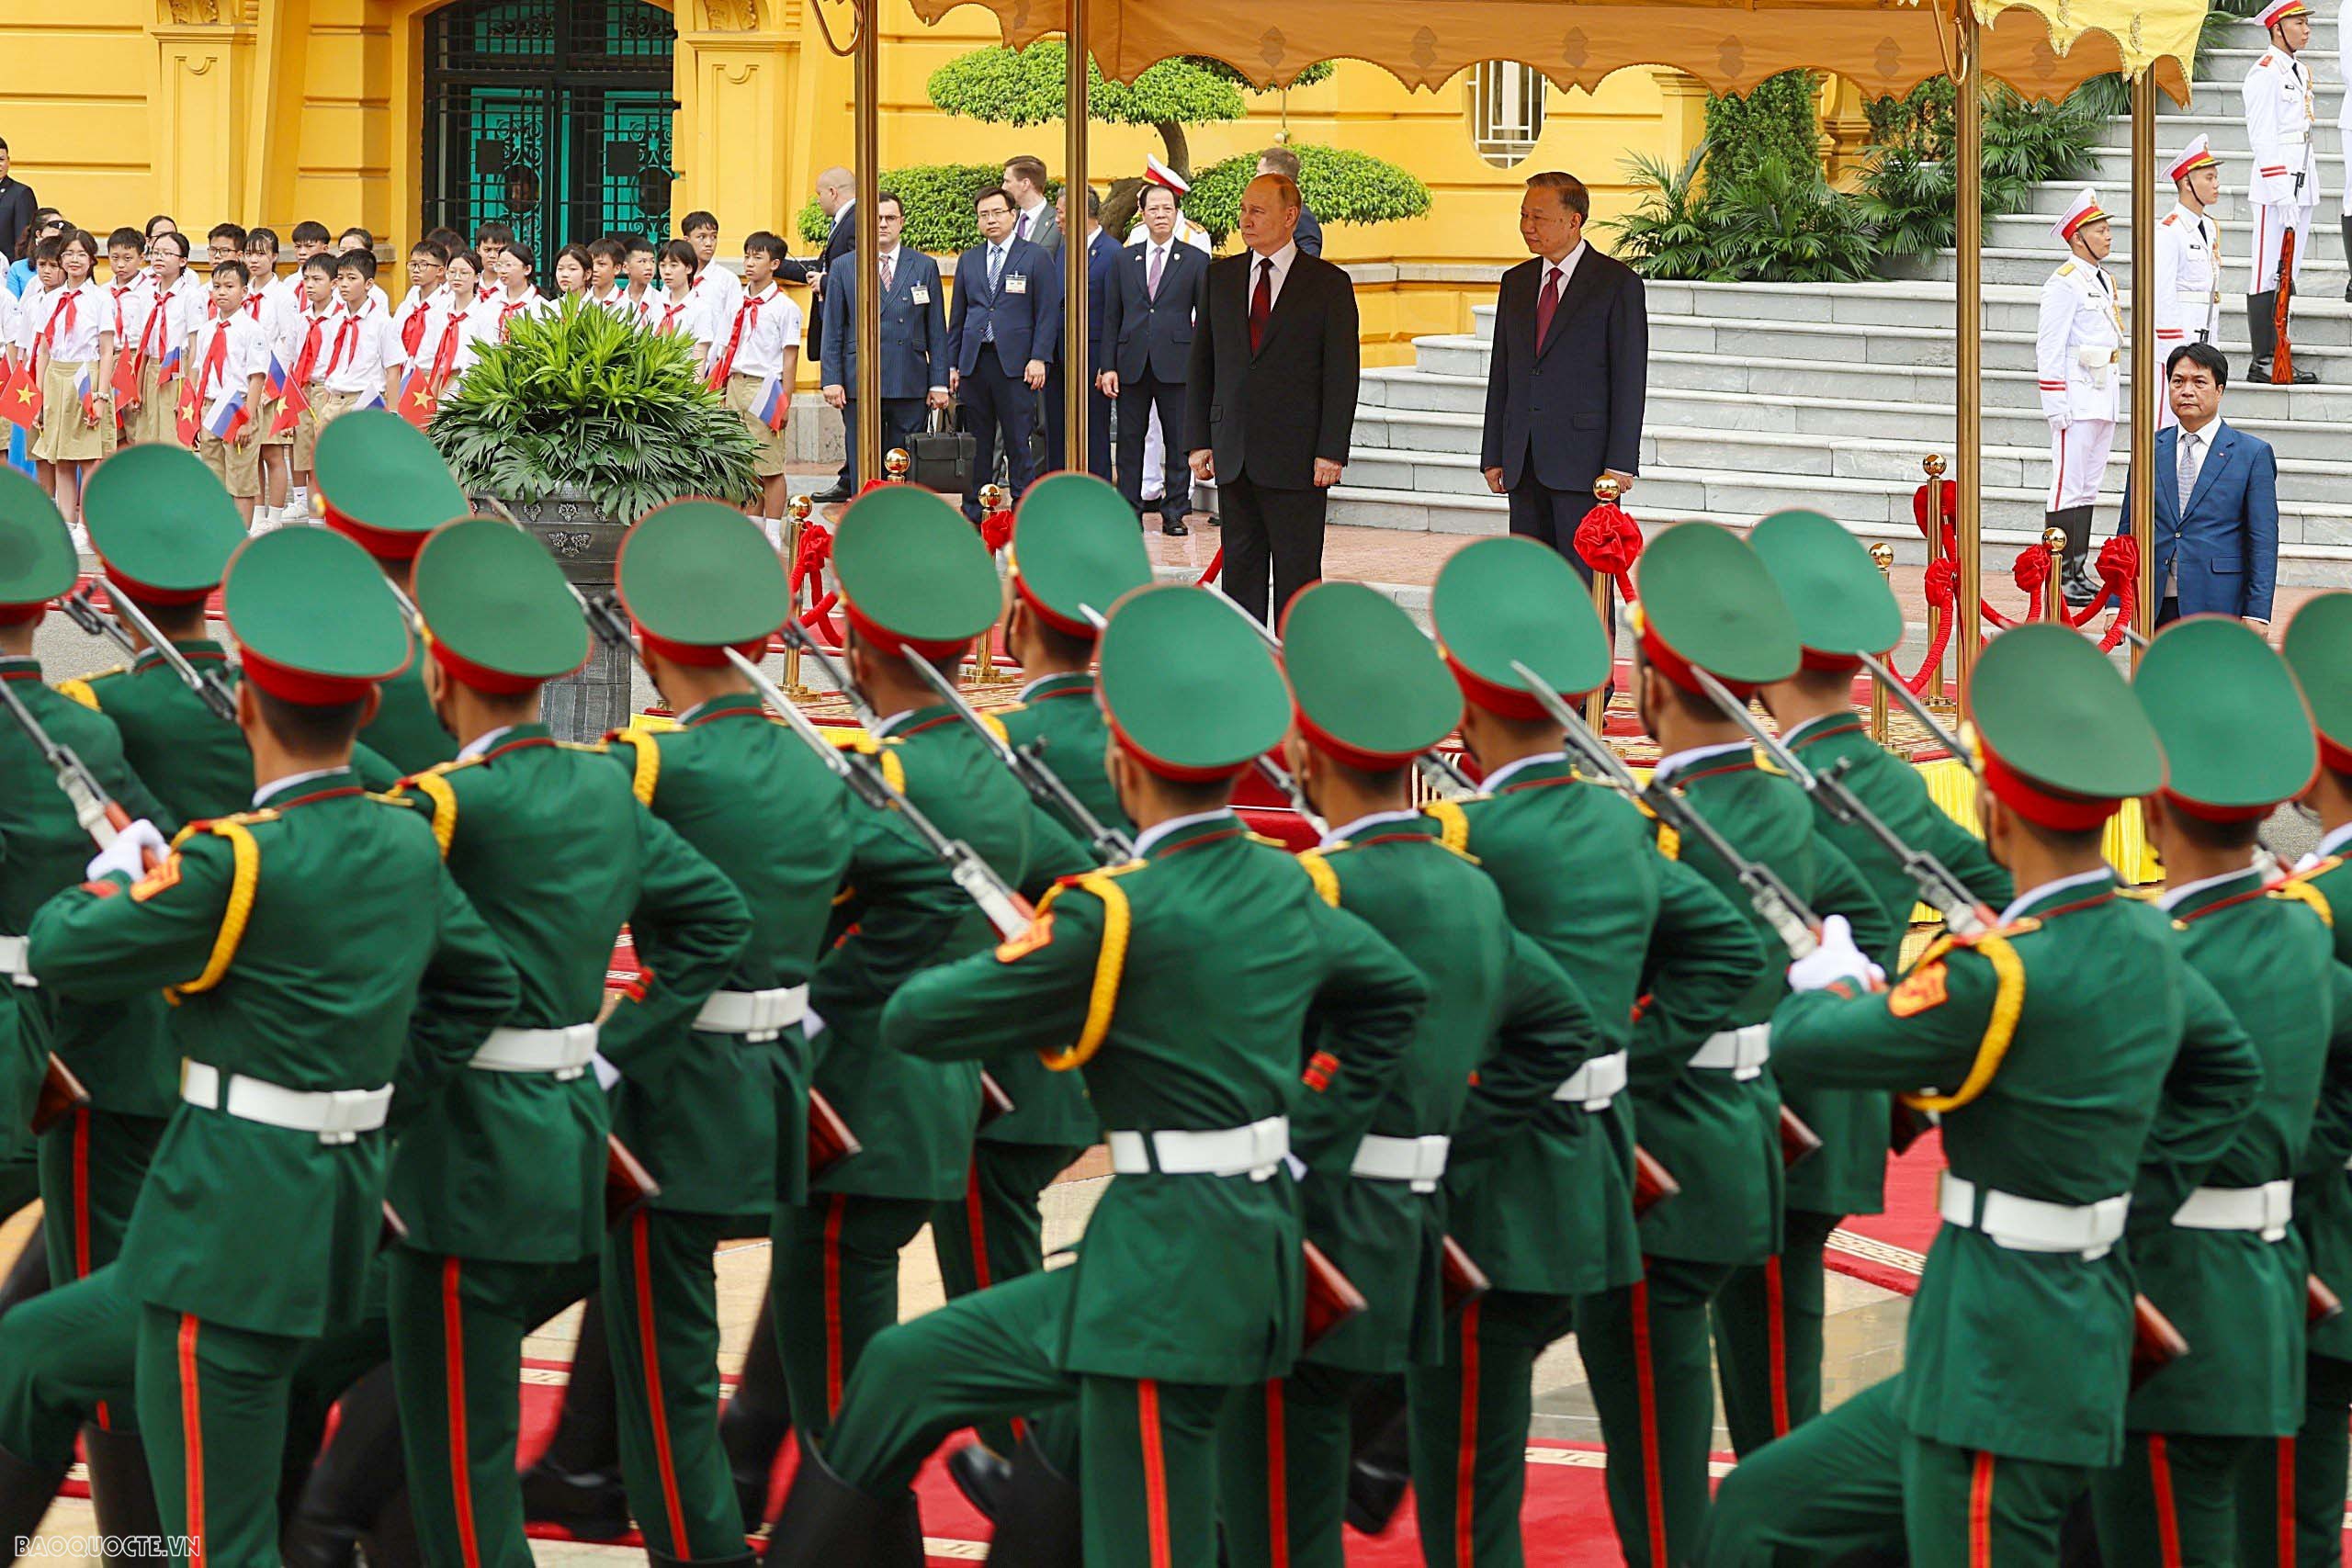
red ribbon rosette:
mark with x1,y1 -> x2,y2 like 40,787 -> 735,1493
1575,501 -> 1643,602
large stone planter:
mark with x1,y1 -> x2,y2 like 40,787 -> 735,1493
478,489 -> 633,743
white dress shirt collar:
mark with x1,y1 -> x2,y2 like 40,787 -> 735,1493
2302,820 -> 2352,868
1133,807 -> 1237,858
1540,240 -> 1589,289
2157,860 -> 2266,911
457,725 -> 518,762
1318,808 -> 1428,850
1650,739 -> 1754,788
1997,866 -> 2115,925
254,766 -> 349,808
1478,751 -> 1568,793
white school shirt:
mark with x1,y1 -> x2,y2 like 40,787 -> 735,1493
40,281 -> 110,362
484,288 -> 554,343
194,310 -> 268,425
707,284 -> 800,381
591,285 -> 633,317
106,280 -> 155,365
406,297 -> 474,375
13,283 -> 49,356
392,287 -> 438,357
321,299 -> 401,394
279,299 -> 340,383
649,290 -> 713,352
689,264 -> 742,330
621,287 -> 661,327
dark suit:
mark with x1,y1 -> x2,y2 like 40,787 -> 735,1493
821,246 -> 946,491
1045,227 -> 1118,479
0,178 -> 35,262
945,235 -> 1062,513
1294,204 -> 1324,258
2115,419 -> 2279,624
1481,245 -> 1648,585
1101,235 -> 1207,519
1184,245 -> 1360,623
798,201 -> 856,360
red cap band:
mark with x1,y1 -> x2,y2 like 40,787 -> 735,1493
1636,610 -> 1761,701
0,603 -> 47,626
1799,647 -> 1864,675
1981,741 -> 2121,830
1292,702 -> 1420,772
320,500 -> 431,562
842,597 -> 974,662
238,645 -> 380,705
1104,708 -> 1253,784
101,563 -> 212,610
1011,568 -> 1097,641
2320,733 -> 2352,774
631,619 -> 771,669
428,635 -> 559,696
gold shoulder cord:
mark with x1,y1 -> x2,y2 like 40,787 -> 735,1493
1899,931 -> 2028,1114
1036,870 -> 1136,1072
165,818 -> 266,1002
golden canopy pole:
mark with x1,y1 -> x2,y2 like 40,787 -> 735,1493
1952,0 -> 1985,692
1064,0 -> 1090,472
854,0 -> 883,489
2129,71 -> 2158,660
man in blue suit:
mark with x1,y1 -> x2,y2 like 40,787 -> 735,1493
2116,342 -> 2280,628
1100,180 -> 1208,535
1044,184 -> 1117,481
820,190 -> 948,492
945,185 -> 1060,519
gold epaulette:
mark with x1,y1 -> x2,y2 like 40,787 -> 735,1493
164,815 -> 271,1002
2056,262 -> 2076,277
1897,921 -> 2033,1113
2273,874 -> 2335,928
1297,848 -> 1342,908
1420,798 -> 1475,855
1033,860 -> 1145,1072
558,739 -> 607,752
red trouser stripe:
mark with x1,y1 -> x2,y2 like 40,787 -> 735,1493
1455,1300 -> 1480,1568
2275,1436 -> 2295,1568
964,1158 -> 992,1290
72,1107 -> 91,1279
631,1212 -> 690,1555
2148,1434 -> 2184,1567
1968,1450 -> 1994,1568
178,1314 -> 206,1568
1265,1380 -> 1289,1567
442,1258 -> 481,1568
1137,1378 -> 1171,1568
1630,1280 -> 1668,1568
823,1194 -> 847,1417
1764,1255 -> 1790,1439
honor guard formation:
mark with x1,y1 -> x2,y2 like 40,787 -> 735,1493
2,407 -> 2352,1568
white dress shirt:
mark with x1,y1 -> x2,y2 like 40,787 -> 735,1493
1244,241 -> 1300,311
1996,866 -> 2114,926
1131,808 -> 1238,858
2170,417 -> 2220,595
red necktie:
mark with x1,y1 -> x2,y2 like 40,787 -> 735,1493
324,313 -> 360,376
244,295 -> 266,321
425,313 -> 463,391
498,296 -> 532,340
195,325 -> 229,410
1534,265 -> 1562,346
1249,258 -> 1272,354
111,286 -> 134,339
707,297 -> 762,387
289,314 -> 327,387
659,302 -> 687,334
44,291 -> 77,347
400,302 -> 428,357
140,294 -> 169,362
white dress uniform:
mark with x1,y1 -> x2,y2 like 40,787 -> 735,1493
2244,2 -> 2321,294
2153,138 -> 2226,430
2037,192 -> 2123,514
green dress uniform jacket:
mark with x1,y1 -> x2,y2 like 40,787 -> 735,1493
809,706 -> 1091,1203
25,768 -> 517,1337
1424,761 -> 1759,1295
384,725 -> 752,1260
602,694 -> 854,1216
2289,848 -> 2352,1362
359,660 -> 459,776
1648,749 -> 1896,1256
1770,874 -> 2264,1467
1783,714 -> 2014,1217
882,814 -> 1429,1385
1295,816 -> 1599,1371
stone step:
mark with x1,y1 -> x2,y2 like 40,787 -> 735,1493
1976,209 -> 2350,269
2018,173 -> 2347,215
2083,141 -> 2344,179
1642,277 -> 2352,343
1902,243 -> 2352,288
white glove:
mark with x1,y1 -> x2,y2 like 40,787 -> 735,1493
1786,914 -> 1885,995
591,1052 -> 622,1091
1283,1152 -> 1309,1184
85,819 -> 168,885
2048,412 -> 2072,433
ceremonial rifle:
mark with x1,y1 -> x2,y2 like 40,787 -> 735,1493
903,653 -> 1136,865
60,584 -> 240,723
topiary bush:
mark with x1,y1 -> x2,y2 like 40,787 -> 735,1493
1182,144 -> 1431,243
795,164 -> 1041,255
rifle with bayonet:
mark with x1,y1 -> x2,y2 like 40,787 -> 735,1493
904,653 -> 1136,865
59,583 -> 240,723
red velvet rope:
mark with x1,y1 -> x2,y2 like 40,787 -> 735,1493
1899,557 -> 1958,693
1575,501 -> 1644,602
1195,546 -> 1224,587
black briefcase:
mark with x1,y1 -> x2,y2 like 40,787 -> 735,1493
908,404 -> 978,494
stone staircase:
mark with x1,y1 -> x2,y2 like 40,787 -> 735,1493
1315,11 -> 2352,585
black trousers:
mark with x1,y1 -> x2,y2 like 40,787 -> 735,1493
960,356 -> 1039,517
1116,374 -> 1189,518
1044,363 -> 1114,481
1509,473 -> 1620,648
842,396 -> 927,491
1220,473 -> 1327,626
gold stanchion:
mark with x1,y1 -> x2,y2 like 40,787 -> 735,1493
1952,2 -> 1985,696
784,493 -> 812,695
975,481 -> 1008,682
1921,452 -> 1948,702
1868,542 -> 1894,744
884,447 -> 911,484
2041,527 -> 2067,626
2128,72 -> 2159,664
1585,475 -> 1620,734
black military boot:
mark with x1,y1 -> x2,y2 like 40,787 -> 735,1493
759,1445 -> 922,1568
719,1287 -> 793,1531
2055,507 -> 2098,607
0,1440 -> 69,1559
2247,291 -> 2279,381
279,1362 -> 419,1568
1344,1376 -> 1413,1536
946,1441 -> 1013,1521
82,1425 -> 164,1564
0,1226 -> 49,1324
519,1293 -> 630,1540
981,1434 -> 1083,1568
2344,220 -> 2352,302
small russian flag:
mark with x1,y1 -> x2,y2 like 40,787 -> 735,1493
265,351 -> 290,400
74,369 -> 96,423
206,390 -> 249,442
753,374 -> 787,433
157,344 -> 183,386
352,387 -> 386,412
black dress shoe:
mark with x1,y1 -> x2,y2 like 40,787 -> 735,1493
946,1441 -> 1014,1521
1161,517 -> 1190,536
2249,357 -> 2321,385
810,482 -> 853,503
2062,566 -> 2100,608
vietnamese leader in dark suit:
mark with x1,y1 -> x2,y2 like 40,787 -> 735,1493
820,195 -> 948,491
1184,174 -> 1360,625
1481,172 -> 1648,588
1101,183 -> 1209,533
2115,342 -> 2280,628
946,186 -> 1061,518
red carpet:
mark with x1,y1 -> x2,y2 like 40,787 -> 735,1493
1825,1129 -> 1942,1297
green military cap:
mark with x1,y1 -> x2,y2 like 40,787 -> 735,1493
615,501 -> 788,666
2135,615 -> 2316,820
833,485 -> 1000,659
312,411 -> 471,562
2283,592 -> 2352,774
1431,536 -> 1611,718
0,469 -> 77,625
413,519 -> 591,694
1967,623 -> 2164,830
1010,473 -> 1154,639
1748,510 -> 1903,670
1283,581 -> 1461,768
1631,523 -> 1801,697
84,446 -> 246,608
221,525 -> 413,705
1098,584 -> 1289,781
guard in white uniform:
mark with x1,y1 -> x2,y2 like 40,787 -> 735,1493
2154,136 -> 2226,429
2036,188 -> 2122,604
2244,0 -> 2320,381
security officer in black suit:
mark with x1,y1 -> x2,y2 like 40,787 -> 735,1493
803,166 -> 859,499
1045,186 -> 1118,483
821,189 -> 949,493
1101,180 -> 1208,535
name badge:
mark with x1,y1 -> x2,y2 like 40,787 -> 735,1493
1005,275 -> 1028,295
910,287 -> 930,305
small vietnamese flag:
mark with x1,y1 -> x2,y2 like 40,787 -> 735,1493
175,378 -> 203,446
270,377 -> 310,436
111,345 -> 143,404
753,374 -> 787,433
0,363 -> 40,431
393,369 -> 439,430
205,390 -> 249,443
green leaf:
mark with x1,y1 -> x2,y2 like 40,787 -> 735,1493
1182,144 -> 1430,241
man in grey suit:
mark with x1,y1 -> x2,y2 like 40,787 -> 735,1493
1256,146 -> 1322,256
1002,155 -> 1061,254
1100,180 -> 1208,534
820,190 -> 949,486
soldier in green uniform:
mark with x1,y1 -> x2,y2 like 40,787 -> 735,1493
1701,622 -> 2266,1566
603,500 -> 858,1563
938,473 -> 1143,1476
1589,522 -> 1894,1561
0,467 -> 177,1543
1215,578 -> 1600,1568
1733,509 -> 2012,1453
311,410 -> 464,774
0,523 -> 518,1568
761,581 -> 1428,1567
2085,614 -> 2352,1560
774,486 -> 1090,1453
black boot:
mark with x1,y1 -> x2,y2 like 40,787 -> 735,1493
82,1426 -> 163,1564
2055,507 -> 2098,606
519,1293 -> 631,1540
1344,1376 -> 1413,1536
720,1288 -> 793,1531
945,1442 -> 1013,1522
760,1445 -> 922,1568
0,1227 -> 49,1325
0,1440 -> 69,1562
2344,220 -> 2352,303
2247,292 -> 2279,381
979,1435 -> 1081,1568
280,1362 -> 417,1568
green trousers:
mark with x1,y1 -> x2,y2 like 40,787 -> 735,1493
1216,1362 -> 1363,1568
1700,1374 -> 2090,1567
774,1192 -> 933,1449
1713,1208 -> 1838,1458
823,1266 -> 1229,1567
931,1142 -> 1085,1456
2090,1429 -> 2263,1567
2245,1352 -> 2352,1567
605,1208 -> 751,1563
1403,1289 -> 1577,1568
136,1300 -> 308,1568
1576,1257 -> 1734,1567
38,1108 -> 166,1291
0,1263 -> 138,1465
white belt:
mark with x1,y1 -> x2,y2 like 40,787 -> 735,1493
2173,1179 -> 2293,1242
181,1061 -> 392,1145
2280,129 -> 2312,146
1555,1050 -> 1628,1111
0,937 -> 30,987
469,1022 -> 598,1080
1690,1024 -> 1770,1081
1107,1115 -> 1289,1181
1350,1133 -> 1450,1192
694,985 -> 808,1043
1940,1175 -> 2130,1260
